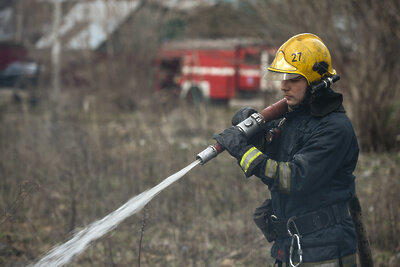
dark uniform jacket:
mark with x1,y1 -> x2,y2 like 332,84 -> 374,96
238,92 -> 359,266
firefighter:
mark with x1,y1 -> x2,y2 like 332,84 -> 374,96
214,33 -> 358,266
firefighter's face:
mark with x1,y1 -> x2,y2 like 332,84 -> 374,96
280,76 -> 308,106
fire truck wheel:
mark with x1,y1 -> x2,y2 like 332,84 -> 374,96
186,86 -> 203,105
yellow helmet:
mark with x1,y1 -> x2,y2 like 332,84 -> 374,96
265,33 -> 336,85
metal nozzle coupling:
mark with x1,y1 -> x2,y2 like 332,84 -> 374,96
196,145 -> 218,165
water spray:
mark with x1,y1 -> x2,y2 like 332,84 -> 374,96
32,160 -> 202,267
32,99 -> 288,266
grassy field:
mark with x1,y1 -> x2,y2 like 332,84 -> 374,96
0,93 -> 399,266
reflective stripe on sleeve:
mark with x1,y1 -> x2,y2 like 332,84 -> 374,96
240,147 -> 262,173
264,159 -> 278,178
279,162 -> 291,192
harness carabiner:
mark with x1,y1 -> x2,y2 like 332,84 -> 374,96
287,217 -> 303,267
286,216 -> 300,237
289,234 -> 303,267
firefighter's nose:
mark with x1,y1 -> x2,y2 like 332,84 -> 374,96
281,80 -> 289,91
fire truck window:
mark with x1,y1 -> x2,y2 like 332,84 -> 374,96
160,58 -> 181,90
244,53 -> 260,65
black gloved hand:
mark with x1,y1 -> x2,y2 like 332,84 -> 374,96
231,107 -> 257,126
231,107 -> 266,151
213,126 -> 251,160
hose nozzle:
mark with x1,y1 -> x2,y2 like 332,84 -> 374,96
196,143 -> 224,165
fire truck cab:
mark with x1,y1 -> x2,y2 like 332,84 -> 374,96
155,39 -> 278,102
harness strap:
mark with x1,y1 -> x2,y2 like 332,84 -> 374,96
271,202 -> 350,239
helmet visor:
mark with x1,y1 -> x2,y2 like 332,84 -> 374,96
263,70 -> 301,81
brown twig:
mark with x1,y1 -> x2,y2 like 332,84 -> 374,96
0,180 -> 39,225
138,207 -> 147,267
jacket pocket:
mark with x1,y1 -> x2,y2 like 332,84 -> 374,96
253,199 -> 276,242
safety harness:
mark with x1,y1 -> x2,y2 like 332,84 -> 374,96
271,202 -> 351,266
271,202 -> 351,239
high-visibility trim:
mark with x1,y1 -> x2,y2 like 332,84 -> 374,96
182,66 -> 235,76
240,147 -> 262,173
264,159 -> 278,178
239,69 -> 260,77
279,161 -> 291,192
282,253 -> 356,267
182,66 -> 260,77
240,147 -> 256,166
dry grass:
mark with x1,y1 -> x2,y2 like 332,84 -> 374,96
0,92 -> 271,266
355,153 -> 400,266
0,91 -> 399,266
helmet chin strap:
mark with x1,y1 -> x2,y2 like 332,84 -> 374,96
287,87 -> 312,111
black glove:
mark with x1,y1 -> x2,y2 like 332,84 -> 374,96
213,126 -> 251,160
231,107 -> 257,125
231,107 -> 266,151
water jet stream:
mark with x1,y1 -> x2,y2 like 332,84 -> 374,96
32,159 -> 201,267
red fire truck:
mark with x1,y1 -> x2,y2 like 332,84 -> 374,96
155,39 -> 278,102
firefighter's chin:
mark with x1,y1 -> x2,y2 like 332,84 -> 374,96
285,94 -> 304,106
284,95 -> 295,106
